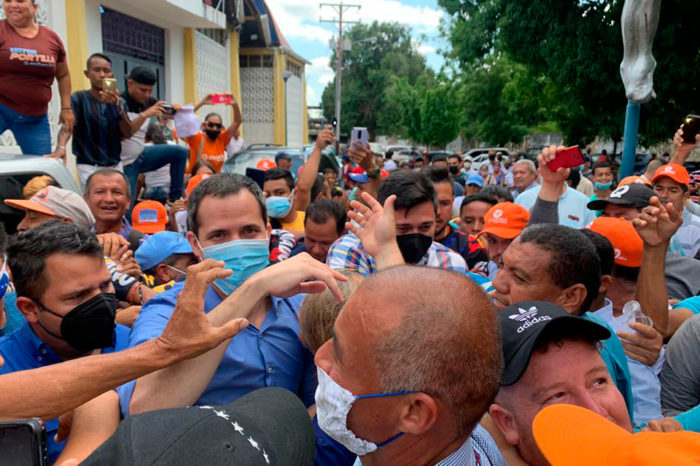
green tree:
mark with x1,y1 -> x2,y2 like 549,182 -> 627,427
439,0 -> 700,145
321,21 -> 429,140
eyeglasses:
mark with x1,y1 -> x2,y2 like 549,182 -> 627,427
206,122 -> 223,129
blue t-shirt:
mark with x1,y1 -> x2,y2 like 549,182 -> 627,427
673,296 -> 700,315
0,321 -> 129,463
71,90 -> 123,166
515,185 -> 595,229
118,281 -> 316,416
582,312 -> 635,421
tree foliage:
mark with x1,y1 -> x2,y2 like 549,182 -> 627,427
439,0 -> 700,145
321,21 -> 429,140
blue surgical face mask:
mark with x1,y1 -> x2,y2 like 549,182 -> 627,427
594,181 -> 613,191
197,237 -> 270,295
266,191 -> 293,219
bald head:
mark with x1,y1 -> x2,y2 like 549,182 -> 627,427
352,266 -> 502,436
645,159 -> 663,178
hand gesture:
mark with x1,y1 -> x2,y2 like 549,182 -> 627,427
347,192 -> 398,259
43,147 -> 67,165
641,417 -> 683,433
315,125 -> 335,151
348,142 -> 375,172
537,145 -> 570,185
617,322 -> 663,366
673,125 -> 700,162
114,246 -> 142,278
144,101 -> 167,119
632,196 -> 683,247
97,232 -> 130,259
244,253 -> 347,301
167,198 -> 187,229
154,259 -> 249,357
99,87 -> 121,106
59,109 -> 75,133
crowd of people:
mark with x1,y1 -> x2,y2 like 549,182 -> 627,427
3,1 -> 700,464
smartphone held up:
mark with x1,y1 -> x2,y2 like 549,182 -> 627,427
210,94 -> 233,105
546,146 -> 585,172
682,114 -> 700,144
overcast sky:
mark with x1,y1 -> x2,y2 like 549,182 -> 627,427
272,0 -> 447,106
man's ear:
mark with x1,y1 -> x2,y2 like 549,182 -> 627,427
15,297 -> 40,324
154,263 -> 171,284
599,274 -> 613,297
556,283 -> 588,316
395,393 -> 439,436
186,231 -> 204,262
489,403 -> 520,446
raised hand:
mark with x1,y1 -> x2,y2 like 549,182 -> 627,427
348,142 -> 376,172
537,145 -> 570,185
315,125 -> 335,151
347,192 -> 397,258
245,253 -> 348,301
632,196 -> 683,247
154,259 -> 248,357
673,125 -> 700,163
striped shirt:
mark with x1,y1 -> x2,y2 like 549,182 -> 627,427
327,232 -> 467,277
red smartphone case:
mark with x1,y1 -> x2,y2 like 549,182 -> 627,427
211,94 -> 232,105
547,146 -> 584,171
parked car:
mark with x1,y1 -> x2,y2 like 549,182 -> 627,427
0,154 -> 80,233
467,149 -> 512,172
222,146 -> 307,177
465,147 -> 512,160
427,151 -> 456,161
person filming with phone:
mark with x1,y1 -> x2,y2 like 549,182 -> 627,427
179,92 -> 243,174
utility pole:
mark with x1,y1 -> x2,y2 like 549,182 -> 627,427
320,2 -> 360,151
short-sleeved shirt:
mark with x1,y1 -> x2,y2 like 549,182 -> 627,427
515,185 -> 595,229
436,224 -> 489,270
0,321 -> 129,463
0,21 -> 65,115
673,296 -> 700,315
184,131 -> 232,173
120,94 -> 157,166
327,232 -> 468,277
117,281 -> 316,416
660,314 -> 700,416
71,90 -> 124,166
281,211 -> 306,236
676,210 -> 700,258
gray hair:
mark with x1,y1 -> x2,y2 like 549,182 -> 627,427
187,173 -> 267,236
514,159 -> 537,174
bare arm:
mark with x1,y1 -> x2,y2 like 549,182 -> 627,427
528,147 -> 568,225
55,391 -> 120,464
193,93 -> 212,113
293,125 -> 335,212
671,126 -> 700,166
55,61 -> 74,133
633,197 -> 683,336
225,94 -> 242,139
0,261 -> 250,421
44,125 -> 72,162
129,255 -> 347,414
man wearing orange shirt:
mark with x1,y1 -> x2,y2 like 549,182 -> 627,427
183,93 -> 242,173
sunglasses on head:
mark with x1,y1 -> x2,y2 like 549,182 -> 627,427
206,122 -> 223,129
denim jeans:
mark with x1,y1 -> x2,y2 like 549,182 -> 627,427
123,144 -> 187,205
143,186 -> 168,204
0,101 -> 51,155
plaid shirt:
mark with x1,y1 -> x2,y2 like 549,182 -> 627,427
327,232 -> 467,276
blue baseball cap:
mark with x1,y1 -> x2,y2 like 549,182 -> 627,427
467,173 -> 484,187
135,232 -> 193,271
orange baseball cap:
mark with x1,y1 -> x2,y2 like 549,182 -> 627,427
618,175 -> 651,187
651,163 -> 690,187
186,173 -> 211,199
588,217 -> 642,268
132,200 -> 168,234
478,202 -> 530,240
533,404 -> 700,466
256,158 -> 276,171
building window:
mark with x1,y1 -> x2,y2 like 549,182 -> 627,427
197,28 -> 228,47
287,62 -> 302,78
240,54 -> 273,68
101,7 -> 165,65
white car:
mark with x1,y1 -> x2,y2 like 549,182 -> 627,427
466,148 -> 512,172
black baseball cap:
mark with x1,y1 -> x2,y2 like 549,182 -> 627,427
587,183 -> 654,211
128,66 -> 157,85
83,388 -> 315,465
499,301 -> 611,386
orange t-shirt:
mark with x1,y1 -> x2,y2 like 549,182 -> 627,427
184,131 -> 232,173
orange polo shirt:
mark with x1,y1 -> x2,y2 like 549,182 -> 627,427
184,131 -> 232,173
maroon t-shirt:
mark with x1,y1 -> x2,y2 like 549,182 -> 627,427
0,20 -> 66,116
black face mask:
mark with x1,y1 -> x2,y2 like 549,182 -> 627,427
205,129 -> 221,141
396,233 -> 433,264
39,293 -> 117,351
449,166 -> 460,175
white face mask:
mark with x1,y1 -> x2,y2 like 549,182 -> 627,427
315,368 -> 412,456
